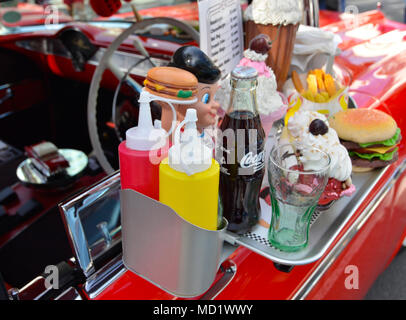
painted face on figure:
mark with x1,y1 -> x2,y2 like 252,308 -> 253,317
166,45 -> 222,131
193,82 -> 220,130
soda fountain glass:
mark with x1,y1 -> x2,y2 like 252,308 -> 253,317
267,143 -> 331,252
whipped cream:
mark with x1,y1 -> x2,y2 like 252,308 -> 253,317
243,49 -> 268,62
287,110 -> 352,181
245,0 -> 304,26
256,72 -> 283,115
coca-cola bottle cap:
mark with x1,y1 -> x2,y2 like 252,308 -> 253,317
231,66 -> 258,80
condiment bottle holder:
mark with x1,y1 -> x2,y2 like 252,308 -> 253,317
120,188 -> 228,298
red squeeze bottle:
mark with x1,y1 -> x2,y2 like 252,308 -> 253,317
119,91 -> 169,200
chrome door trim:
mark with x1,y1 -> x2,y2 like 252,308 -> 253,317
292,160 -> 406,300
84,254 -> 126,299
59,171 -> 121,278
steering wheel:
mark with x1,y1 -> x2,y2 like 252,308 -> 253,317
87,17 -> 200,174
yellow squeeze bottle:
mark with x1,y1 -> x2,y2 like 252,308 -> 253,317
159,109 -> 219,230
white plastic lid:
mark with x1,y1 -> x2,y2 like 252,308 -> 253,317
125,90 -> 167,151
168,109 -> 212,176
126,126 -> 167,151
126,89 -> 198,151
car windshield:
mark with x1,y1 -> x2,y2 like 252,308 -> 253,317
0,0 -> 197,31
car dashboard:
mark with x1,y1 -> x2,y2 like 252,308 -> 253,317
0,21 -> 194,88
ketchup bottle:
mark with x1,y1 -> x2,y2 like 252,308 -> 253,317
119,90 -> 169,200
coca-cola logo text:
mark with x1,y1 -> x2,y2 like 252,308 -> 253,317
240,151 -> 265,169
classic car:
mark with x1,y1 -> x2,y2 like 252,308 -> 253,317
1,0 -> 406,301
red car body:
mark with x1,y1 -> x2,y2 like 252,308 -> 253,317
1,6 -> 406,300
117,2 -> 200,22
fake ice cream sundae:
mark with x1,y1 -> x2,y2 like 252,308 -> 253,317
280,110 -> 355,207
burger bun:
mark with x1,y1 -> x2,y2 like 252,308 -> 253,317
329,109 -> 397,144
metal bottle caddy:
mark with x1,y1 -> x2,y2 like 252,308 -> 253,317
120,188 -> 228,298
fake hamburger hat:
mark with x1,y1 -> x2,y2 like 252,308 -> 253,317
328,109 -> 401,172
143,66 -> 198,100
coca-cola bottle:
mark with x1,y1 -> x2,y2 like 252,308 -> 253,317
216,66 -> 265,234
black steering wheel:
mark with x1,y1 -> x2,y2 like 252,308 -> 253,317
87,17 -> 200,174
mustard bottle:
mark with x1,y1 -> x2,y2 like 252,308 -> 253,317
159,109 -> 220,230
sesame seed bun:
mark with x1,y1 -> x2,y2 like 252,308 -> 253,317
328,109 -> 397,144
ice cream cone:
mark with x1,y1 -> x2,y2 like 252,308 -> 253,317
245,21 -> 299,91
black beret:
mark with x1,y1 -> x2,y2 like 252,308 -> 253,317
168,46 -> 221,84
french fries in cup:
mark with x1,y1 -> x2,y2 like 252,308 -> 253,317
284,69 -> 349,125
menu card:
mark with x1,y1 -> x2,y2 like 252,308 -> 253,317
198,0 -> 244,80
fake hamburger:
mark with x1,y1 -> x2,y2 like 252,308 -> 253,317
143,66 -> 198,101
329,109 -> 401,172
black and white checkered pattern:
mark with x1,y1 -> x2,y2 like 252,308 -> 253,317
243,231 -> 272,247
243,209 -> 322,248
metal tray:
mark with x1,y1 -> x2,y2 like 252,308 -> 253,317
223,166 -> 390,266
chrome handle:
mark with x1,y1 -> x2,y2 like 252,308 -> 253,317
97,221 -> 112,247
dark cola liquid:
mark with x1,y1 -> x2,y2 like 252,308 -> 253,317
218,110 -> 265,234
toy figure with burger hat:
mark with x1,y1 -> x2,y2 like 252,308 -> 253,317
158,45 -> 222,135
